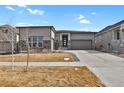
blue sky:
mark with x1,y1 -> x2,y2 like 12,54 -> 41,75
0,5 -> 124,31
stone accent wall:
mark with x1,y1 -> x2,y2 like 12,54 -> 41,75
43,40 -> 51,49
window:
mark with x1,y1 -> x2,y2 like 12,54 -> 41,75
16,34 -> 19,42
29,36 -> 43,48
117,32 -> 120,40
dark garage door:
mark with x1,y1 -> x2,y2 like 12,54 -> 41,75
71,40 -> 92,50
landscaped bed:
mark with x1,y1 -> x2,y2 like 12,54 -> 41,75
0,53 -> 76,62
0,66 -> 104,87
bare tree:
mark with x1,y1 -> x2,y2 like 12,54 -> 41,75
25,27 -> 30,71
11,27 -> 14,70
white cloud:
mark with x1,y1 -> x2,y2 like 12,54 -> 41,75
27,8 -> 45,15
15,23 -> 33,26
77,28 -> 99,32
78,14 -> 85,20
77,14 -> 91,24
80,19 -> 90,24
91,12 -> 97,15
6,6 -> 15,11
17,5 -> 27,8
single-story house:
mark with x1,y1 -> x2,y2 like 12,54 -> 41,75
0,25 -> 96,53
95,20 -> 124,52
56,30 -> 96,50
16,26 -> 56,53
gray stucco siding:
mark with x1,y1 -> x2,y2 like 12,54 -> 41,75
18,27 -> 51,41
71,33 -> 94,40
70,33 -> 95,50
71,39 -> 92,50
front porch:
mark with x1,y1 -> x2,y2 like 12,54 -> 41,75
57,33 -> 71,50
111,24 -> 124,52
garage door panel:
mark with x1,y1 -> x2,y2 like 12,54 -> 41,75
71,40 -> 92,50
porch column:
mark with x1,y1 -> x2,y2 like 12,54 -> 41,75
112,30 -> 114,40
120,28 -> 123,44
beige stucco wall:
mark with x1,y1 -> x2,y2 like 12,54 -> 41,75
71,33 -> 94,40
17,27 -> 56,52
0,25 -> 18,53
95,30 -> 112,51
95,26 -> 124,52
18,27 -> 51,41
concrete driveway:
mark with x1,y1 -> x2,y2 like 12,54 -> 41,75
69,50 -> 124,87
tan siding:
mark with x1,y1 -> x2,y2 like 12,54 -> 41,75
19,27 -> 51,41
71,33 -> 94,40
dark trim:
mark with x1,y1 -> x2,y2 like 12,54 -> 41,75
56,30 -> 97,34
16,26 -> 55,31
16,26 -> 54,28
71,39 -> 93,41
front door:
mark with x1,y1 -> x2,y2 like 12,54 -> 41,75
62,35 -> 68,47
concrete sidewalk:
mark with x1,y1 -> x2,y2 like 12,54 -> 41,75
0,61 -> 84,66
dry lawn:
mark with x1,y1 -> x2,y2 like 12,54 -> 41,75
0,53 -> 74,62
0,66 -> 104,87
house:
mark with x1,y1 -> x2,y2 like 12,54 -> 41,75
0,25 -> 18,54
95,20 -> 124,52
16,26 -> 56,53
16,27 -> 95,52
56,30 -> 96,50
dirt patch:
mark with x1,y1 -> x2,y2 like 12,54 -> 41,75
0,66 -> 104,87
0,53 -> 76,62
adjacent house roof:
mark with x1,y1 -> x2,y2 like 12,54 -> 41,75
96,20 -> 124,36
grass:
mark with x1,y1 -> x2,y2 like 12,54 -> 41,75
0,53 -> 74,62
0,66 -> 104,87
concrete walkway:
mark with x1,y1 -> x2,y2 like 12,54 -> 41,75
0,50 -> 124,86
69,50 -> 124,87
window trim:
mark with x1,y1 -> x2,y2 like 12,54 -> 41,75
29,36 -> 43,48
117,32 -> 120,40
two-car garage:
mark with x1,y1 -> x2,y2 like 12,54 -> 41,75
71,40 -> 92,50
70,32 -> 95,50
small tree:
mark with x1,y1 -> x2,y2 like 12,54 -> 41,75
25,28 -> 30,71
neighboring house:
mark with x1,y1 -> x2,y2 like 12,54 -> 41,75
56,30 -> 96,50
95,20 -> 124,52
16,26 -> 56,53
0,25 -> 18,54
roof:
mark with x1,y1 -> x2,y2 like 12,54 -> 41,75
16,26 -> 54,28
16,25 -> 56,32
16,26 -> 53,28
56,30 -> 97,34
0,24 -> 14,28
95,20 -> 124,37
99,20 -> 124,33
